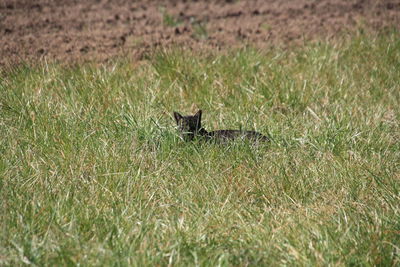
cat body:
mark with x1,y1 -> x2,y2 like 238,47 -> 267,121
173,110 -> 269,143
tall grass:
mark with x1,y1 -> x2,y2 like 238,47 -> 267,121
1,31 -> 399,266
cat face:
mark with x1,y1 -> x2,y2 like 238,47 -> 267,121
173,110 -> 202,140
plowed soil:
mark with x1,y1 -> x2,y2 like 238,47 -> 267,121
1,0 -> 399,66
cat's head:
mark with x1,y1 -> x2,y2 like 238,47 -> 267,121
173,110 -> 202,141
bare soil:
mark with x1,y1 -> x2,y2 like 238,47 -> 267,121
1,0 -> 399,66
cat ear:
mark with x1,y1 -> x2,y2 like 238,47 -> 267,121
173,112 -> 183,124
195,110 -> 202,121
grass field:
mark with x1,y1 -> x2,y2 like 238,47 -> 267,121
1,31 -> 399,266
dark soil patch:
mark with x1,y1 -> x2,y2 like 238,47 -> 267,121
1,0 -> 399,66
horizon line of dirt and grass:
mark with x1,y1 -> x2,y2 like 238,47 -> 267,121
1,30 -> 399,266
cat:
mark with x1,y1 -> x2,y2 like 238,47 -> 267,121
173,110 -> 269,143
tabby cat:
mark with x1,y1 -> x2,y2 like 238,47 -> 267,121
173,110 -> 269,143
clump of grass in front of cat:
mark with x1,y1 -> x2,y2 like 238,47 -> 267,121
173,110 -> 270,143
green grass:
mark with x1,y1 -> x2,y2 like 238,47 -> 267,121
1,31 -> 399,266
160,7 -> 182,28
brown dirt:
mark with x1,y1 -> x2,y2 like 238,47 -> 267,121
1,0 -> 399,66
